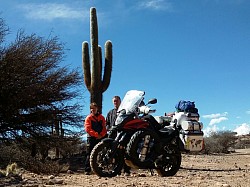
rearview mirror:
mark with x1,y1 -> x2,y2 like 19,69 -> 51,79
148,98 -> 157,104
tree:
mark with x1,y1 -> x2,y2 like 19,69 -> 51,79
0,19 -> 84,142
0,17 -> 8,43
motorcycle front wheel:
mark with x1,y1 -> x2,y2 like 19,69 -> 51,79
90,141 -> 124,177
155,144 -> 181,177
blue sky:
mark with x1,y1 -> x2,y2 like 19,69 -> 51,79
1,0 -> 250,136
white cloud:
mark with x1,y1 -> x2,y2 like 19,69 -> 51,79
246,110 -> 250,115
203,125 -> 219,137
209,117 -> 228,126
233,123 -> 250,136
202,112 -> 228,119
138,0 -> 173,11
202,112 -> 228,126
18,3 -> 85,21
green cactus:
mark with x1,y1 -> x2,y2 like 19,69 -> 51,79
82,7 -> 112,113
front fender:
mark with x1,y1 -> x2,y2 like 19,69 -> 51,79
101,137 -> 114,144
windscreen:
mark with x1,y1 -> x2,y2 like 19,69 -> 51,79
118,90 -> 145,114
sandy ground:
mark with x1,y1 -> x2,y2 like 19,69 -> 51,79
18,149 -> 250,187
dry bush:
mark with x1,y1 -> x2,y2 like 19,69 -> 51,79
0,143 -> 56,174
204,131 -> 237,154
0,163 -> 19,177
22,157 -> 68,174
57,137 -> 85,158
0,138 -> 85,174
0,143 -> 21,169
234,135 -> 250,149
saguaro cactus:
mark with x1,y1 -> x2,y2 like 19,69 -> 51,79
82,7 -> 112,113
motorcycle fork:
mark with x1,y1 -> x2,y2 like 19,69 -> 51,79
108,132 -> 127,159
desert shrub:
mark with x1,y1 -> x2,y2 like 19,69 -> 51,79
57,137 -> 84,158
234,135 -> 250,149
0,137 -> 85,174
0,162 -> 21,184
0,143 -> 67,174
0,163 -> 19,177
0,143 -> 21,169
22,157 -> 68,174
204,131 -> 237,154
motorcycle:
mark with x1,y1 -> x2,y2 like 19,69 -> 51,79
90,90 -> 182,177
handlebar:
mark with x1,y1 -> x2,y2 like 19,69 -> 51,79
138,106 -> 156,115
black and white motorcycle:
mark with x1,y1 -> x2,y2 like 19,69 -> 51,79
90,90 -> 204,178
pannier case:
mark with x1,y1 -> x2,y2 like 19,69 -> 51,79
172,111 -> 205,152
180,131 -> 204,152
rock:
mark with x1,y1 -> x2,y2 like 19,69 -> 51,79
46,180 -> 55,185
53,179 -> 64,184
48,175 -> 54,179
22,184 -> 39,187
138,173 -> 147,177
67,170 -> 74,174
215,182 -> 231,187
46,178 -> 64,185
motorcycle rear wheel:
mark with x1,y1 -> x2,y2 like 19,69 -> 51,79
156,144 -> 181,177
126,130 -> 159,168
90,141 -> 124,177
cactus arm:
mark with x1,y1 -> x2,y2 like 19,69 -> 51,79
82,42 -> 91,91
102,40 -> 112,92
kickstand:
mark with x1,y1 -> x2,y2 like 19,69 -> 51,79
149,169 -> 154,176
